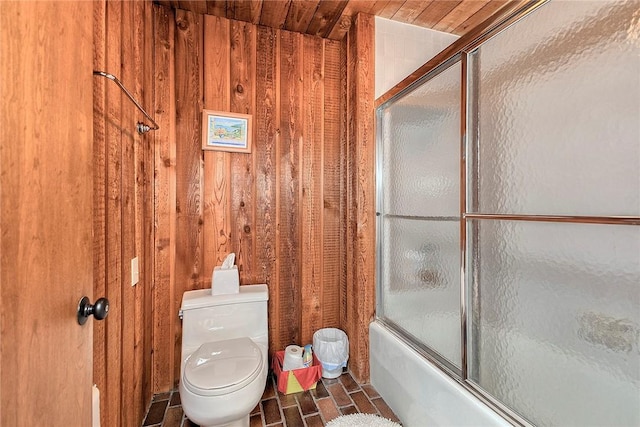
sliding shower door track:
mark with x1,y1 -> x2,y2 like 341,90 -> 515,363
383,214 -> 460,222
464,213 -> 640,226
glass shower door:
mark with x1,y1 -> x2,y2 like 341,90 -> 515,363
378,60 -> 463,371
467,1 -> 640,425
376,1 -> 639,425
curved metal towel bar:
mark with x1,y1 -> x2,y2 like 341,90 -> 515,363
93,71 -> 159,134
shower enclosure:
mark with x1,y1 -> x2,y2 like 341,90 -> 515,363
374,1 -> 640,425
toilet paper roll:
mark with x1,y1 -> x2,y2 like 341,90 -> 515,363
282,345 -> 304,371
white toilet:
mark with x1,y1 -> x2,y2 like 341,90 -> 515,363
179,284 -> 269,427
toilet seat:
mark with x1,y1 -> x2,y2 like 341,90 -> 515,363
183,337 -> 263,397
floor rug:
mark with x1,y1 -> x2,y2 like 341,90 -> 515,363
326,414 -> 402,427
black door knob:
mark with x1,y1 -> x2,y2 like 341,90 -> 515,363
77,296 -> 110,325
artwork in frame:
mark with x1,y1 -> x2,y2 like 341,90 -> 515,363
202,109 -> 252,153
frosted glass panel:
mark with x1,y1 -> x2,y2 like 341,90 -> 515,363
382,62 -> 460,217
469,220 -> 640,426
382,217 -> 460,368
470,0 -> 640,216
377,1 -> 640,424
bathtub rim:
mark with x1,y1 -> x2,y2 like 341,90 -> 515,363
371,318 -> 530,427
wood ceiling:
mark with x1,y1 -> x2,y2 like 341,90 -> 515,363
155,0 -> 519,40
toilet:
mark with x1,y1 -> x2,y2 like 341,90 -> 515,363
179,284 -> 269,427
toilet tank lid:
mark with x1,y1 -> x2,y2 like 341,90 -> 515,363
180,284 -> 269,313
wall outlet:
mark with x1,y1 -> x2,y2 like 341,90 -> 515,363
131,257 -> 139,286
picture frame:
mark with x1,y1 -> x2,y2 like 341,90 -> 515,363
202,109 -> 252,153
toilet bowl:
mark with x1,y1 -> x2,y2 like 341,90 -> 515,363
180,338 -> 267,427
178,285 -> 269,427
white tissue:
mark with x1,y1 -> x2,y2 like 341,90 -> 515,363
282,345 -> 304,371
212,253 -> 240,295
221,253 -> 235,269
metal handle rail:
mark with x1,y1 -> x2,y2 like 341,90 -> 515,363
93,71 -> 159,134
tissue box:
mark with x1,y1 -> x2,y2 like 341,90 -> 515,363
272,351 -> 322,394
212,265 -> 239,295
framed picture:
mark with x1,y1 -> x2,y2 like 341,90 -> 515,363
202,109 -> 252,153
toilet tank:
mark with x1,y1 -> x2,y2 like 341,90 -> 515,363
180,284 -> 269,358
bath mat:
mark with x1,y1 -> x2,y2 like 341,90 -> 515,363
326,414 -> 401,427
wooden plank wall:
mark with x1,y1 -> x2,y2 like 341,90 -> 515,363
344,13 -> 376,383
152,2 -> 178,395
93,1 -> 155,426
152,4 -> 365,390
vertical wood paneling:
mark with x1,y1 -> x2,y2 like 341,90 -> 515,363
120,2 -> 137,426
345,13 -> 376,383
203,15 -> 231,284
300,35 -> 325,345
346,12 -> 359,382
93,1 -> 156,425
255,25 -> 280,354
155,9 -> 376,387
323,39 -> 343,329
131,1 -> 150,419
278,30 -> 304,350
174,8 -> 204,384
141,0 -> 156,413
153,3 -> 177,393
339,34 -> 350,332
229,21 -> 257,284
105,2 -> 124,424
344,20 -> 356,383
344,26 -> 357,371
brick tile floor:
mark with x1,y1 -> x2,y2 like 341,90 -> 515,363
142,371 -> 400,427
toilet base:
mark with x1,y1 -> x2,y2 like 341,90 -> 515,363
197,414 -> 249,427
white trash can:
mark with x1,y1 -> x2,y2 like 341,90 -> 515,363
313,328 -> 349,379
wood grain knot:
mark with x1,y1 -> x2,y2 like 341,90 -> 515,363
243,225 -> 251,234
176,19 -> 188,30
236,84 -> 244,93
339,16 -> 351,30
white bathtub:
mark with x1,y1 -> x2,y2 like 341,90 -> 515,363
370,321 -> 510,427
